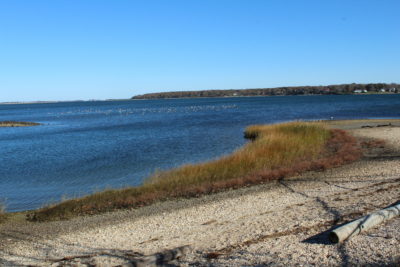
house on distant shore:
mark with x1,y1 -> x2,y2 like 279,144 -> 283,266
354,89 -> 368,93
380,88 -> 386,92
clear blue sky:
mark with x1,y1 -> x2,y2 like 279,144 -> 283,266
0,0 -> 399,102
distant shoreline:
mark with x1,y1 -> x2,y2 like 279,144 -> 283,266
131,92 -> 399,101
132,83 -> 399,99
0,100 -> 95,105
1,91 -> 399,105
132,91 -> 398,100
1,83 -> 399,104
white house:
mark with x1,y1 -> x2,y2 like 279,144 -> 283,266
354,89 -> 368,93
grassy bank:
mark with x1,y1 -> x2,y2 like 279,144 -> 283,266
27,122 -> 361,222
0,121 -> 41,127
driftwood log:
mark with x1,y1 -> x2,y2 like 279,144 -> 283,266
329,202 -> 400,243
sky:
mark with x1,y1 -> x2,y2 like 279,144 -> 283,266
0,0 -> 399,102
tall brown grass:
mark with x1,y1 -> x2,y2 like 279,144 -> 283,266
146,122 -> 330,189
0,202 -> 5,223
27,122 -> 361,222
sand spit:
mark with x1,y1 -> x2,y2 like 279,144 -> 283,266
0,120 -> 399,266
0,121 -> 41,127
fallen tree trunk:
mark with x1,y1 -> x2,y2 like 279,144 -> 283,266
329,202 -> 400,243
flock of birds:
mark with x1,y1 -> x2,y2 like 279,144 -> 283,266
46,104 -> 239,117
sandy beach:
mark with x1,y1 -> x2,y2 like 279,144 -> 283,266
0,120 -> 399,266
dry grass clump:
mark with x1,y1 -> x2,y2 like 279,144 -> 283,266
27,122 -> 361,222
0,202 -> 6,223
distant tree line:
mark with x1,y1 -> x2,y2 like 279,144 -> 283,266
132,83 -> 400,99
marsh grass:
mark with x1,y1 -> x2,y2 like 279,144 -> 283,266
0,202 -> 6,223
146,122 -> 330,189
27,122 -> 361,222
0,121 -> 40,127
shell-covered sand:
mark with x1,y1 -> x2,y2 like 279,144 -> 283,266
1,120 -> 399,266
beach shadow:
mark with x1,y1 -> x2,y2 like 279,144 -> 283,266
301,221 -> 348,245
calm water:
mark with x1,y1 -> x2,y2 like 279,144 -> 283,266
1,94 -> 400,212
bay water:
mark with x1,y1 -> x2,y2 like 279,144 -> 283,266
1,94 -> 399,212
